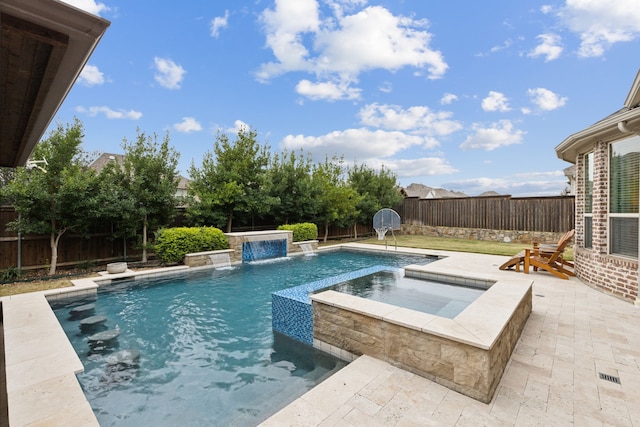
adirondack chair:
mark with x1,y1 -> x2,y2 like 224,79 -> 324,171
499,229 -> 574,274
523,232 -> 576,280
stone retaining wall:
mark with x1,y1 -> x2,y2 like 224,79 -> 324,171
401,225 -> 564,244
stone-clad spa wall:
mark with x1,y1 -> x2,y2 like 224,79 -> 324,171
311,278 -> 532,403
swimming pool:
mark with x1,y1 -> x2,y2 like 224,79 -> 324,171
52,250 -> 429,426
325,270 -> 485,318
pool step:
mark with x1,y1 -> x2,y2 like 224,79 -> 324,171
69,303 -> 95,319
79,315 -> 108,333
88,329 -> 120,352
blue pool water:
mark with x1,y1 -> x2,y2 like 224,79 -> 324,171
53,250 -> 429,426
325,270 -> 485,318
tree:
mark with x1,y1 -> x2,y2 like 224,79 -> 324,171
348,163 -> 404,237
96,158 -> 138,258
0,167 -> 15,194
267,150 -> 318,224
312,156 -> 360,242
188,126 -> 276,232
1,119 -> 103,275
117,130 -> 180,263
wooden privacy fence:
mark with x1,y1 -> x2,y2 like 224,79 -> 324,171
0,206 -> 139,271
397,195 -> 575,233
0,206 -> 374,271
1,196 -> 575,271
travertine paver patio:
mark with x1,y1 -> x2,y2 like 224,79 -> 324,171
261,248 -> 640,426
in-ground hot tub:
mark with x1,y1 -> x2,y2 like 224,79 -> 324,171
311,266 -> 532,403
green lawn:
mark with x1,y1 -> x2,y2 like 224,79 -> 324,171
354,234 -> 574,260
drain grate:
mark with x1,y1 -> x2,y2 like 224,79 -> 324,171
598,372 -> 621,384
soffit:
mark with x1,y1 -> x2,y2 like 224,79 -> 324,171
0,0 -> 109,168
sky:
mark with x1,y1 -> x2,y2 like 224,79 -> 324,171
50,0 -> 640,197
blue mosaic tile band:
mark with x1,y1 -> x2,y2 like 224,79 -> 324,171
271,265 -> 397,345
242,239 -> 287,262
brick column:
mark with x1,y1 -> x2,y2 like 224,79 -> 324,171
592,141 -> 609,254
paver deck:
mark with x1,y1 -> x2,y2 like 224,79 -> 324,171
261,246 -> 640,426
2,247 -> 639,426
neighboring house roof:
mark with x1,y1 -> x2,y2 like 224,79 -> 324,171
401,183 -> 468,199
90,153 -> 125,173
556,69 -> 640,162
176,175 -> 189,191
0,0 -> 110,168
89,152 -> 189,191
477,191 -> 501,197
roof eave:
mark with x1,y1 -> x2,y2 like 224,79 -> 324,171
1,0 -> 110,166
555,109 -> 640,163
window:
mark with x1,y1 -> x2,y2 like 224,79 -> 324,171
609,135 -> 640,258
584,152 -> 593,249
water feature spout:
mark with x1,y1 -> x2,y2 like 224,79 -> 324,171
299,243 -> 315,256
209,252 -> 232,269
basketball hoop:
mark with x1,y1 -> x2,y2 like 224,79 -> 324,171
372,208 -> 401,250
375,227 -> 388,240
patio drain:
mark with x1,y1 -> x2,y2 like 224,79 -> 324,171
598,372 -> 621,384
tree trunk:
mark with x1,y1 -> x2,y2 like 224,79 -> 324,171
323,222 -> 329,243
49,231 -> 57,275
226,213 -> 233,233
142,214 -> 148,263
353,223 -> 358,239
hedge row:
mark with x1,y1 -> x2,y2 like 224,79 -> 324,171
154,227 -> 229,264
277,223 -> 318,242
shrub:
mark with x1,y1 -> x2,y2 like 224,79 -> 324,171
277,223 -> 318,242
154,227 -> 229,264
0,267 -> 21,283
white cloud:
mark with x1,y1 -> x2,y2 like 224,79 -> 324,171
59,0 -> 109,16
78,64 -> 105,86
443,171 -> 567,196
558,0 -> 640,57
481,91 -> 511,112
174,117 -> 202,133
460,120 -> 524,151
257,2 -> 447,100
281,128 -> 428,162
540,5 -> 554,14
314,6 -> 447,77
296,79 -> 361,101
378,81 -> 393,93
227,120 -> 251,134
527,87 -> 567,111
440,93 -> 458,105
153,57 -> 186,90
528,33 -> 563,61
358,103 -> 462,138
384,157 -> 458,177
490,39 -> 513,53
210,10 -> 229,38
76,106 -> 142,120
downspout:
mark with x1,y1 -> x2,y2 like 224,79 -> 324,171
618,121 -> 633,133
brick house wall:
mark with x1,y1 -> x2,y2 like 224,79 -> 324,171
573,140 -> 639,303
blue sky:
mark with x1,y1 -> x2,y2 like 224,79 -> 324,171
53,0 -> 640,196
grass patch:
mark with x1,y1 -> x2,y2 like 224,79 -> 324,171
357,234 -> 574,260
0,278 -> 74,297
